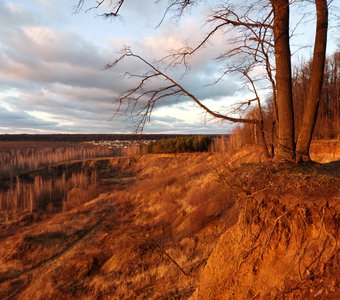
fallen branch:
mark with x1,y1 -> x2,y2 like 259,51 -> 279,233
149,238 -> 188,276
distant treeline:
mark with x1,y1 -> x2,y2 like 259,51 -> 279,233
144,136 -> 213,154
0,134 -> 226,142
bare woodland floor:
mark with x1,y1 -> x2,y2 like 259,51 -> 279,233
0,141 -> 339,299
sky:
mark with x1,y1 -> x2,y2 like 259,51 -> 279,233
0,0 -> 339,134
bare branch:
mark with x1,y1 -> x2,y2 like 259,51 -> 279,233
161,4 -> 274,70
75,0 -> 126,18
110,48 -> 259,131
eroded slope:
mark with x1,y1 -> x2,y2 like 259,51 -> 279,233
0,152 -> 339,299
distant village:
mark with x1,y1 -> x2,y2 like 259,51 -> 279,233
85,139 -> 154,155
87,139 -> 153,148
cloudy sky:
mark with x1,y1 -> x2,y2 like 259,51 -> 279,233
0,0 -> 338,134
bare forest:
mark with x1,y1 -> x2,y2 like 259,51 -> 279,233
0,142 -> 112,218
225,49 -> 340,151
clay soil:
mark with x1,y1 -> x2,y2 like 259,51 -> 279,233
0,144 -> 339,299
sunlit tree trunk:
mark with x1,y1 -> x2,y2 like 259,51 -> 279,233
271,0 -> 295,161
296,0 -> 328,162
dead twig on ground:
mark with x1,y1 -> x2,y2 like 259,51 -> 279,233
149,238 -> 188,276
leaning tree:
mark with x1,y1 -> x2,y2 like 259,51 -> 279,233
75,0 -> 329,162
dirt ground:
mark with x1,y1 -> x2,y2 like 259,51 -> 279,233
0,142 -> 339,299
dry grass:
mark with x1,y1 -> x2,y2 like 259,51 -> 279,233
0,153 -> 238,299
0,147 -> 338,299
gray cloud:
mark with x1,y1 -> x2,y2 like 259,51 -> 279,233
144,118 -> 231,134
0,2 -> 40,33
0,106 -> 58,129
0,0 -> 238,134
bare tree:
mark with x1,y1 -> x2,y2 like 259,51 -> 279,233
295,0 -> 328,162
108,48 -> 261,127
270,0 -> 295,160
75,0 -> 329,162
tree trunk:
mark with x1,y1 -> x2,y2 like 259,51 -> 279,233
296,0 -> 328,162
271,0 -> 295,161
256,121 -> 270,159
